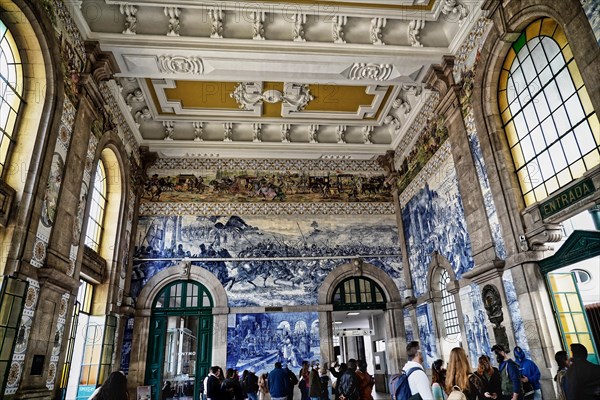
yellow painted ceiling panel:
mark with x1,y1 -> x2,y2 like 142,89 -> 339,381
164,81 -> 241,110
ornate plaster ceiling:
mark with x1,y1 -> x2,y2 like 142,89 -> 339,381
70,0 -> 484,159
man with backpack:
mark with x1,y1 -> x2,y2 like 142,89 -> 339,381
491,344 -> 523,400
243,370 -> 260,400
393,341 -> 433,400
338,359 -> 360,400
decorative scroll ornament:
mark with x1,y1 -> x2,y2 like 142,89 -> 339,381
223,122 -> 233,141
252,123 -> 262,142
348,63 -> 393,81
252,11 -> 265,40
163,121 -> 175,140
384,115 -> 401,131
332,15 -> 348,44
336,125 -> 347,144
441,0 -> 469,26
164,7 -> 181,36
362,126 -> 374,144
135,107 -> 151,122
293,13 -> 307,42
158,56 -> 204,75
370,18 -> 387,45
231,83 -> 314,112
120,5 -> 137,34
408,19 -> 425,47
193,122 -> 204,141
309,124 -> 319,143
281,124 -> 291,143
209,8 -> 224,38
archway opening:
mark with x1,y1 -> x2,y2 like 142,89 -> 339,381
330,277 -> 387,393
145,280 -> 214,400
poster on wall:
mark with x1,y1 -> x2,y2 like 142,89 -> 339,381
132,215 -> 403,307
402,154 -> 474,297
226,312 -> 319,376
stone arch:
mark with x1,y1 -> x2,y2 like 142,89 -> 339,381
471,0 -> 600,255
128,263 -> 229,392
136,263 -> 228,311
316,260 -> 405,374
318,259 -> 402,306
1,0 -> 63,275
426,251 -> 458,299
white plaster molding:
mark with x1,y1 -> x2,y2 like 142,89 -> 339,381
252,123 -> 262,142
332,15 -> 348,44
193,122 -> 204,141
134,107 -> 151,123
163,121 -> 175,140
223,122 -> 233,141
209,8 -> 224,39
370,18 -> 387,45
336,125 -> 347,144
348,63 -> 394,81
309,125 -> 320,143
164,7 -> 181,36
281,124 -> 291,143
440,0 -> 469,26
119,4 -> 137,35
251,11 -> 266,40
362,126 -> 374,144
292,13 -> 307,42
157,55 -> 204,75
408,19 -> 425,47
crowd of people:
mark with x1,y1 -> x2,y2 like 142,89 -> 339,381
196,359 -> 375,400
87,341 -> 600,400
397,341 -> 600,400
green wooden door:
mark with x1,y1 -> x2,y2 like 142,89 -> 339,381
145,316 -> 167,399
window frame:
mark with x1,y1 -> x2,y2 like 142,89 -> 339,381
84,160 -> 108,252
498,17 -> 600,207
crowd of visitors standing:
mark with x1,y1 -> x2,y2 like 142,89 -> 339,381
395,341 -> 600,400
192,340 -> 600,400
199,359 -> 374,400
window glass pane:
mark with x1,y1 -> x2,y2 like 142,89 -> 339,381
548,143 -> 567,172
544,81 -> 562,111
565,95 -> 585,126
552,106 -> 570,137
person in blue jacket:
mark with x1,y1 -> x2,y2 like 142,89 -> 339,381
268,362 -> 290,400
492,344 -> 523,400
514,347 -> 541,400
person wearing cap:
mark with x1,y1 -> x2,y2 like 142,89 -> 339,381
491,344 -> 522,400
513,347 -> 541,400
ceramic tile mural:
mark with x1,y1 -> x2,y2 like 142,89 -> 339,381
140,170 -> 391,204
226,312 -> 319,376
403,308 -> 414,343
132,215 -> 402,307
401,154 -> 474,297
463,107 -> 507,260
416,303 -> 439,368
502,270 -> 531,357
459,283 -> 493,368
119,317 -> 135,375
581,0 -> 600,46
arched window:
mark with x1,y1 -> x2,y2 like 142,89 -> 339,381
439,269 -> 460,336
0,19 -> 23,176
499,18 -> 600,206
332,277 -> 386,310
153,280 -> 213,310
85,160 -> 107,252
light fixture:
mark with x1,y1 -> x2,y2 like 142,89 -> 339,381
333,321 -> 343,324
347,312 -> 360,316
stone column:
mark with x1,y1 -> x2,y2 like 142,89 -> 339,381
384,303 -> 406,374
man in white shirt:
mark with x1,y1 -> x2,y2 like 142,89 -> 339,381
401,341 -> 433,400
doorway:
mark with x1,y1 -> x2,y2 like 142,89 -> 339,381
330,277 -> 387,392
145,280 -> 213,400
539,228 -> 600,364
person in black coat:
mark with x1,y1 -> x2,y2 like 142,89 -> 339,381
337,359 -> 359,400
207,366 -> 223,400
565,343 -> 600,399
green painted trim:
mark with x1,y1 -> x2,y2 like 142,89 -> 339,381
513,32 -> 527,53
539,230 -> 600,274
331,276 -> 387,311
